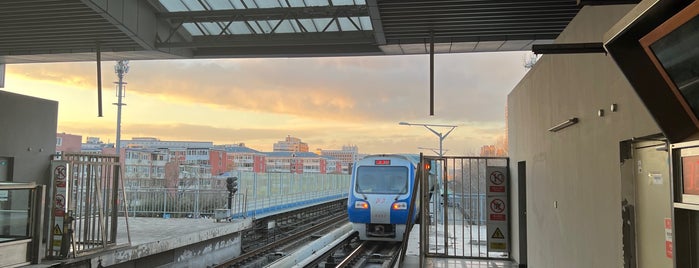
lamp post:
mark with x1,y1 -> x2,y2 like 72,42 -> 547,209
400,122 -> 457,225
417,147 -> 448,156
398,122 -> 457,157
113,60 -> 129,153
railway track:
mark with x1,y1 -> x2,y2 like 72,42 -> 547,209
217,210 -> 347,267
334,241 -> 402,268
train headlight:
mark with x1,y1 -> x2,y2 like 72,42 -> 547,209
392,202 -> 407,210
354,201 -> 369,209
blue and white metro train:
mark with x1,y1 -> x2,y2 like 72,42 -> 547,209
347,154 -> 434,241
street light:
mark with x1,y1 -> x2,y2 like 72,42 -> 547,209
401,121 -> 457,225
399,122 -> 457,157
417,147 -> 449,156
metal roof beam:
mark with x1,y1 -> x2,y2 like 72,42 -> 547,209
577,0 -> 640,6
156,31 -> 375,48
158,6 -> 368,23
532,42 -> 605,54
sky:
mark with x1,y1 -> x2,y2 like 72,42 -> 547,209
3,52 -> 530,155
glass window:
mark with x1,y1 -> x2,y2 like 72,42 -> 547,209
650,15 -> 699,116
0,186 -> 32,242
355,166 -> 409,194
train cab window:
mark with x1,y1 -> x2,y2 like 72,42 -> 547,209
356,166 -> 408,194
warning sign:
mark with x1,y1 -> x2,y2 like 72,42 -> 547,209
486,166 -> 509,253
55,194 -> 66,210
486,167 -> 508,195
492,228 -> 505,239
490,198 -> 505,213
54,165 -> 67,187
53,224 -> 62,235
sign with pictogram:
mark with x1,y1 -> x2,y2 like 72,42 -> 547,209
492,227 -> 505,239
486,166 -> 509,253
53,224 -> 62,235
54,165 -> 67,187
50,161 -> 70,257
55,194 -> 66,209
487,168 -> 507,194
490,198 -> 505,213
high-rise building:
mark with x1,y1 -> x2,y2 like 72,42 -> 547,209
273,135 -> 309,152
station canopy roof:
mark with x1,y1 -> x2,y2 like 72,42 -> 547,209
0,0 -> 581,63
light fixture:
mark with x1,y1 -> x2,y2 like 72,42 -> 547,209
548,118 -> 579,132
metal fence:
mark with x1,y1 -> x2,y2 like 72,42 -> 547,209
55,153 -> 121,256
418,156 -> 509,262
122,172 -> 351,219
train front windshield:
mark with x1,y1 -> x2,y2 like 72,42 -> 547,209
355,166 -> 409,194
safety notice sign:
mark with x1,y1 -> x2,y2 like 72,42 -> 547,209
486,166 -> 509,252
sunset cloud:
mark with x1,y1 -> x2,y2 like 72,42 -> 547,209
5,52 -> 529,154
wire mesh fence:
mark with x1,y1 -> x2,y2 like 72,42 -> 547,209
121,172 -> 351,219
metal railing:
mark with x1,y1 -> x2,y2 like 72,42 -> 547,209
55,153 -> 121,257
418,156 -> 510,264
121,172 -> 351,219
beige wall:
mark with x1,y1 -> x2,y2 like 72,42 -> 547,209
0,91 -> 58,185
507,5 -> 661,268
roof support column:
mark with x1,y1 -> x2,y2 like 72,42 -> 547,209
430,32 -> 434,116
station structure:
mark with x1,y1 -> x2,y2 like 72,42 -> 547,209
1,1 -> 698,267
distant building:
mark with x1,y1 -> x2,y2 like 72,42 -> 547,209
122,137 -> 213,149
123,148 -> 171,188
320,145 -> 360,174
56,133 -> 82,154
273,135 -> 309,152
265,152 -> 327,174
81,136 -> 113,154
219,144 -> 266,173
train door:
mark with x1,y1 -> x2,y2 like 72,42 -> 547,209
621,138 -> 672,268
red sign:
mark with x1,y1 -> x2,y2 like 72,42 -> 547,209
682,156 -> 699,194
489,186 -> 505,192
375,159 -> 391,165
665,218 -> 673,258
490,214 -> 506,221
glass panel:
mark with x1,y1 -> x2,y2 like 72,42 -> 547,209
359,16 -> 373,30
201,22 -> 224,35
181,0 -> 206,11
259,20 -> 276,33
355,166 -> 409,195
650,15 -> 699,118
0,188 -> 31,242
305,0 -> 331,7
298,19 -> 320,32
242,0 -> 258,8
338,17 -> 356,31
273,20 -> 296,33
159,0 -> 188,12
183,23 -> 204,36
204,0 -> 234,10
254,0 -> 283,8
230,21 -> 253,34
332,0 -> 362,6
313,18 -> 335,32
231,0 -> 247,9
287,0 -> 306,7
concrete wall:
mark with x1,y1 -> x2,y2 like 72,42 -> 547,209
507,5 -> 661,268
0,91 -> 57,184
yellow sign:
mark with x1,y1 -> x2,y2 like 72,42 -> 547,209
492,227 -> 505,239
53,224 -> 62,235
490,242 -> 507,250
